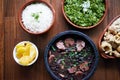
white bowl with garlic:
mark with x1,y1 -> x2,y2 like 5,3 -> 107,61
13,41 -> 39,66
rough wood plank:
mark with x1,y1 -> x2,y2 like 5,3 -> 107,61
0,23 -> 4,80
0,0 -> 4,80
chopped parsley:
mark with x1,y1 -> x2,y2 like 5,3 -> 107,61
32,12 -> 42,21
64,0 -> 105,27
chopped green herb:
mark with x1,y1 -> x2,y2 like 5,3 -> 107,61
64,0 -> 105,27
70,78 -> 74,80
35,14 -> 39,20
31,12 -> 42,21
32,13 -> 35,17
54,58 -> 58,62
52,46 -> 56,51
61,60 -> 65,65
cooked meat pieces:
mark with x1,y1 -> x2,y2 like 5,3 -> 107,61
75,70 -> 83,76
76,40 -> 85,52
64,38 -> 75,47
60,64 -> 64,69
67,66 -> 77,73
79,61 -> 89,72
56,40 -> 66,50
49,54 -> 55,63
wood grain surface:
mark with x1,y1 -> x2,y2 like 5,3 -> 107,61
0,0 -> 120,80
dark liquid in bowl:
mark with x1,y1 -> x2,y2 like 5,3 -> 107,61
48,37 -> 95,80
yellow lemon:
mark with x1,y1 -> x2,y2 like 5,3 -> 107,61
16,47 -> 26,53
19,56 -> 32,66
16,42 -> 37,66
16,43 -> 25,49
23,44 -> 31,56
16,47 -> 26,59
30,46 -> 36,61
16,52 -> 23,59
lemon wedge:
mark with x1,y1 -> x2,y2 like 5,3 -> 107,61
16,43 -> 25,49
16,46 -> 26,59
15,42 -> 37,66
30,46 -> 36,61
19,56 -> 32,66
23,44 -> 31,56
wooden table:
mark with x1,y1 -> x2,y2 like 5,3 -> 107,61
0,0 -> 120,80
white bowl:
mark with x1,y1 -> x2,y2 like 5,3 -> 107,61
13,41 -> 39,66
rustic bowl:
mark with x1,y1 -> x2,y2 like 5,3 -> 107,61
98,15 -> 120,59
13,41 -> 39,66
62,0 -> 108,29
18,0 -> 55,34
44,30 -> 99,80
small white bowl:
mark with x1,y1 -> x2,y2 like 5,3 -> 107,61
13,41 -> 39,66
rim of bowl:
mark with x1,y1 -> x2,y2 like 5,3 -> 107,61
18,0 -> 55,35
13,41 -> 39,66
44,30 -> 99,80
62,0 -> 108,29
98,15 -> 120,59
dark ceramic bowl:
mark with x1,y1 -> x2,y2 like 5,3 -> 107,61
98,15 -> 120,59
62,0 -> 108,29
18,0 -> 55,34
44,30 -> 99,80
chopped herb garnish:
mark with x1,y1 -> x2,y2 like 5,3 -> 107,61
70,78 -> 74,80
61,60 -> 65,65
54,58 -> 58,62
32,12 -> 42,21
35,14 -> 39,20
64,0 -> 105,27
52,46 -> 56,51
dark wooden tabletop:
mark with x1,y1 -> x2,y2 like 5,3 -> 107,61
0,0 -> 120,80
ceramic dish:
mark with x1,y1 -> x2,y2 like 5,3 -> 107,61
62,0 -> 108,29
98,15 -> 120,59
44,30 -> 99,80
18,0 -> 55,34
13,41 -> 39,66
